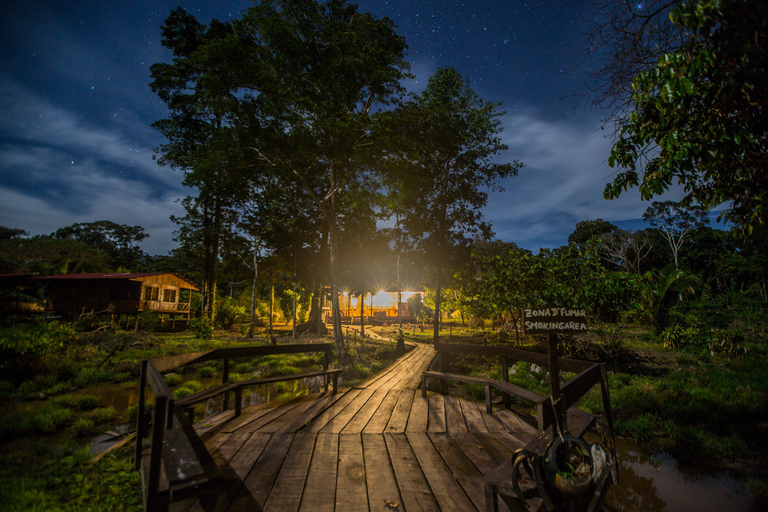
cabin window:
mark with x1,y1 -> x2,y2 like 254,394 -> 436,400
163,289 -> 177,303
143,286 -> 159,301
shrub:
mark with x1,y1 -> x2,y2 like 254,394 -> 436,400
215,297 -> 247,330
0,322 -> 76,383
71,418 -> 96,438
89,406 -> 117,423
137,311 -> 161,331
164,373 -> 182,386
198,366 -> 215,378
190,317 -> 214,340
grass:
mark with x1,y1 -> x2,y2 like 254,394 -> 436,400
0,442 -> 142,512
435,323 -> 768,473
0,322 -> 409,511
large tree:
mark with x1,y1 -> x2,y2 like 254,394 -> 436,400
385,68 -> 521,344
604,0 -> 768,230
229,0 -> 410,361
643,200 -> 708,269
150,8 -> 252,319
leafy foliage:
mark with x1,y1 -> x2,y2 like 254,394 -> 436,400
606,0 -> 768,230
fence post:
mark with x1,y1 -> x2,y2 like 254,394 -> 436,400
147,395 -> 167,506
222,358 -> 230,411
134,360 -> 147,470
501,356 -> 510,409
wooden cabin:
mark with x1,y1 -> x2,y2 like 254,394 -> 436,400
34,273 -> 198,321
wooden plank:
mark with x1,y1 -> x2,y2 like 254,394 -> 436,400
443,396 -> 468,434
259,395 -> 328,433
362,388 -> 401,433
428,433 -> 487,511
335,433 -> 369,512
384,433 -> 440,512
212,430 -> 251,464
227,432 -> 271,480
220,399 -> 287,433
458,399 -> 488,433
406,393 -> 429,432
470,432 -> 516,464
478,406 -> 508,433
427,394 -> 446,433
356,351 -> 412,389
495,408 -> 537,442
229,432 -> 294,511
263,431 -> 315,512
320,387 -> 376,433
298,433 -> 338,512
228,397 -> 307,433
405,432 -> 476,512
304,388 -> 361,433
342,387 -> 390,433
362,433 -> 403,510
452,433 -> 507,475
385,388 -> 416,433
403,347 -> 437,390
276,391 -> 347,433
488,431 -> 530,456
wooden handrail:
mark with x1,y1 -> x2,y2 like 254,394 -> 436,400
431,342 -> 612,432
135,343 -> 338,511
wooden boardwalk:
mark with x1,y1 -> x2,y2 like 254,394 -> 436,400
177,343 -> 539,512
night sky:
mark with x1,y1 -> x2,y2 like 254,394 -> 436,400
0,0 -> 690,255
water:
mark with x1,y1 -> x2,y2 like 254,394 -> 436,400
596,436 -> 755,512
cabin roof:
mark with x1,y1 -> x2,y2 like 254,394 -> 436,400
33,272 -> 199,290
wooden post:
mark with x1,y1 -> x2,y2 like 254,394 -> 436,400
147,395 -> 167,505
222,358 -> 230,411
134,360 -> 147,470
501,356 -> 510,409
548,332 -> 565,432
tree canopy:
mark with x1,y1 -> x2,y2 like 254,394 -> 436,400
384,67 -> 521,343
605,0 -> 768,231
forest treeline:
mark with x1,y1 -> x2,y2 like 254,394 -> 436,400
2,0 -> 766,360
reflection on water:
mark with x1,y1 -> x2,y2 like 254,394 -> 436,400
594,436 -> 754,512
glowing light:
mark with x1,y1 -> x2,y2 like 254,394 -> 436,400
372,290 -> 393,308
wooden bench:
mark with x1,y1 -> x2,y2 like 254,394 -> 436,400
422,370 -> 544,413
137,363 -> 232,512
176,368 -> 342,420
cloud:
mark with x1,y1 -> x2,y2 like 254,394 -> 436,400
485,111 -> 685,249
0,82 -> 177,187
0,82 -> 186,255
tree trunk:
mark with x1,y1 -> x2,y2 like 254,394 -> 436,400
433,264 -> 441,345
296,290 -> 328,335
269,272 -> 274,333
247,247 -> 258,339
292,255 -> 297,339
359,291 -> 365,337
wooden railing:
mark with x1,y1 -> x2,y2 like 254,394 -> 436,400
134,343 -> 340,512
429,343 -> 614,434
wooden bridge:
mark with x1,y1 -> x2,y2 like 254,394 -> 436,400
138,340 -> 614,512
155,343 -> 542,512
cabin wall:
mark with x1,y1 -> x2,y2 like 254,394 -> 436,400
46,280 -> 142,314
139,275 -> 192,313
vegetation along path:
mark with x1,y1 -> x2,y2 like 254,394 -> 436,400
169,342 -> 537,512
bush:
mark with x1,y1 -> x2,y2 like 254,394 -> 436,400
215,297 -> 247,330
137,311 -> 161,331
198,366 -> 215,378
0,322 -> 76,383
190,317 -> 214,340
164,373 -> 182,386
71,418 -> 96,438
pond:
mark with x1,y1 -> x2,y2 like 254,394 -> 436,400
588,435 -> 755,512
